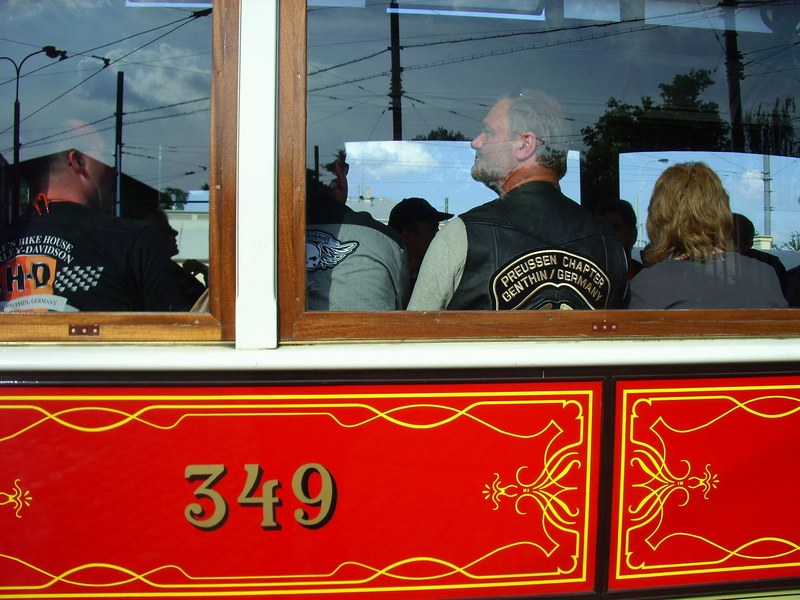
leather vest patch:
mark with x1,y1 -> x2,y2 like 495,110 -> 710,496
491,249 -> 611,310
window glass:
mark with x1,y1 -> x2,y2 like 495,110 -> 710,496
0,1 -> 211,313
306,0 -> 799,311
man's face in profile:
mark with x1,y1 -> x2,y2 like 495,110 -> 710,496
470,98 -> 516,193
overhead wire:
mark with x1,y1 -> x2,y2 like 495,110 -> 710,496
307,0 -> 799,143
7,98 -> 209,156
19,11 -> 210,129
308,3 -> 735,94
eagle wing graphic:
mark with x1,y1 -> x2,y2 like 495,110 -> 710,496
318,239 -> 359,270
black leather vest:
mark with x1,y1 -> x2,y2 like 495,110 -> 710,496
448,182 -> 629,310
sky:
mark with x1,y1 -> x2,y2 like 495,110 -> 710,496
340,141 -> 800,250
5,1 -> 795,232
308,1 -> 797,164
0,0 -> 212,201
619,151 -> 800,249
310,1 -> 800,249
343,140 -> 581,216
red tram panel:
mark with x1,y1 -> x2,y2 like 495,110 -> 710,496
1,381 -> 601,598
610,376 -> 800,591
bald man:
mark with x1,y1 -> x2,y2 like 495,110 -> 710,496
0,149 -> 185,312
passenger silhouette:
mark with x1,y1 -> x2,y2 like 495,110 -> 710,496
732,213 -> 787,297
630,163 -> 786,309
596,199 -> 643,280
388,197 -> 452,288
139,207 -> 207,309
306,165 -> 410,310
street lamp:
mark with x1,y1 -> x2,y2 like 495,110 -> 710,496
0,45 -> 67,224
636,157 -> 669,244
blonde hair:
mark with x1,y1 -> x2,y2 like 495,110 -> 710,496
645,162 -> 732,264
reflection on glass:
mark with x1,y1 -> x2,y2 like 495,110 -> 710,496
0,2 -> 211,311
307,0 -> 799,310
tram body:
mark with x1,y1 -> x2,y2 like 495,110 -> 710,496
2,2 -> 800,599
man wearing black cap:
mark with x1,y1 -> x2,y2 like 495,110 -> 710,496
389,197 -> 452,288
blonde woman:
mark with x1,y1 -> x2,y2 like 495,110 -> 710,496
630,162 -> 786,309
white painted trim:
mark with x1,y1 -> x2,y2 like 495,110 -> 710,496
0,338 -> 798,371
6,4 -> 798,373
235,0 -> 278,349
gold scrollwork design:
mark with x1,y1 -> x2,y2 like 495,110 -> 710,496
483,432 -> 584,563
0,541 -> 581,592
1,479 -> 32,518
617,389 -> 800,576
1,395 -> 588,442
484,460 -> 581,521
628,446 -> 718,553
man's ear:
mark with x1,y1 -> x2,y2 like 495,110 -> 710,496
514,132 -> 537,161
66,149 -> 86,174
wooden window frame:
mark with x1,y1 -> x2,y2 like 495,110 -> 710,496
0,0 -> 238,343
278,3 -> 800,342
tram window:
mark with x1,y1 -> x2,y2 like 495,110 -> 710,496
282,0 -> 800,340
0,1 -> 234,341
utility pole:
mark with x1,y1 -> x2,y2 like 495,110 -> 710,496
721,0 -> 745,152
389,1 -> 403,141
0,46 -> 66,225
114,71 -> 124,217
763,154 -> 772,239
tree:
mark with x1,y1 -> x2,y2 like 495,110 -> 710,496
160,187 -> 188,210
778,231 -> 800,252
646,69 -> 729,151
580,98 -> 647,205
323,148 -> 347,176
581,69 -> 729,206
412,127 -> 468,141
745,96 -> 796,157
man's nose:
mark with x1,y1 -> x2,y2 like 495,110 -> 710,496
470,134 -> 482,150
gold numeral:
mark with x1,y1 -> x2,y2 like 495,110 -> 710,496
185,463 -> 335,530
238,464 -> 282,529
293,463 -> 337,528
185,464 -> 228,530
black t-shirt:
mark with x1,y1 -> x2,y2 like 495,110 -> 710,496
0,203 -> 185,311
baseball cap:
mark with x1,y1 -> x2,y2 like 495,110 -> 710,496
388,197 -> 453,232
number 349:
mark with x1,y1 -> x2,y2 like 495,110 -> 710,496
185,463 -> 336,531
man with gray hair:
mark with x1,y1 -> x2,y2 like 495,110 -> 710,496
408,89 -> 628,310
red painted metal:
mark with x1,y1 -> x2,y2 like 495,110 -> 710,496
1,381 -> 601,598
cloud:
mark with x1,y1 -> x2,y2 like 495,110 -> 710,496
72,42 -> 210,109
347,140 -> 443,179
6,0 -> 106,17
735,169 -> 764,201
0,2 -> 212,191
